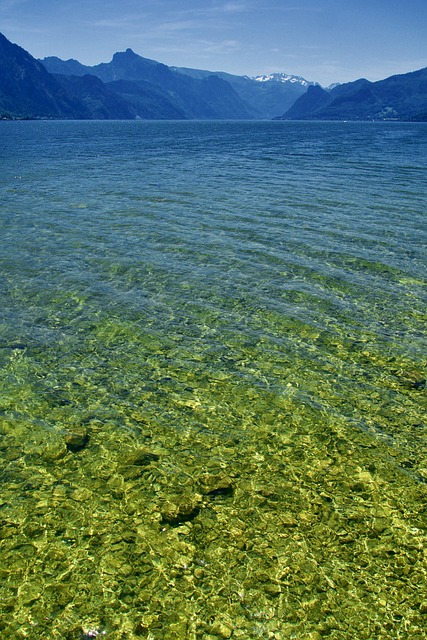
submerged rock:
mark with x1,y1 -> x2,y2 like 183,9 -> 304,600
71,487 -> 92,502
210,620 -> 234,638
198,472 -> 234,497
119,447 -> 160,467
160,493 -> 202,526
41,441 -> 68,462
65,427 -> 89,453
118,447 -> 160,480
397,370 -> 426,390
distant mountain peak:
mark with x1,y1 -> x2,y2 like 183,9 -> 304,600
118,48 -> 143,60
110,48 -> 158,68
252,72 -> 312,87
113,48 -> 138,60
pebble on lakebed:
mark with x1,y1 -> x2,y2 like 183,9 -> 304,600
160,493 -> 203,526
198,471 -> 235,497
64,427 -> 89,453
117,447 -> 160,480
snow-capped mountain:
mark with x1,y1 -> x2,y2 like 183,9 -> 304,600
170,67 -> 312,118
252,73 -> 313,87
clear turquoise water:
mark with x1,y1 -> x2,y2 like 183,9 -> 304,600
0,120 -> 426,639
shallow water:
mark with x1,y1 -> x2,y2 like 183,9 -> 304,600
0,120 -> 426,639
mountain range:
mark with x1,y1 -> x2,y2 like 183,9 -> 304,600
0,32 -> 426,121
41,50 -> 312,120
276,68 -> 427,121
0,32 -> 309,120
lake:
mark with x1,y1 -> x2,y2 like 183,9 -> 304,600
1,120 -> 426,639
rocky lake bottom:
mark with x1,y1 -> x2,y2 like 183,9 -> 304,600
1,120 -> 426,638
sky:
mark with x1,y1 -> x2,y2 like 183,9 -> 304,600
1,0 -> 427,86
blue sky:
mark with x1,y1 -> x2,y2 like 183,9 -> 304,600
1,0 -> 426,85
